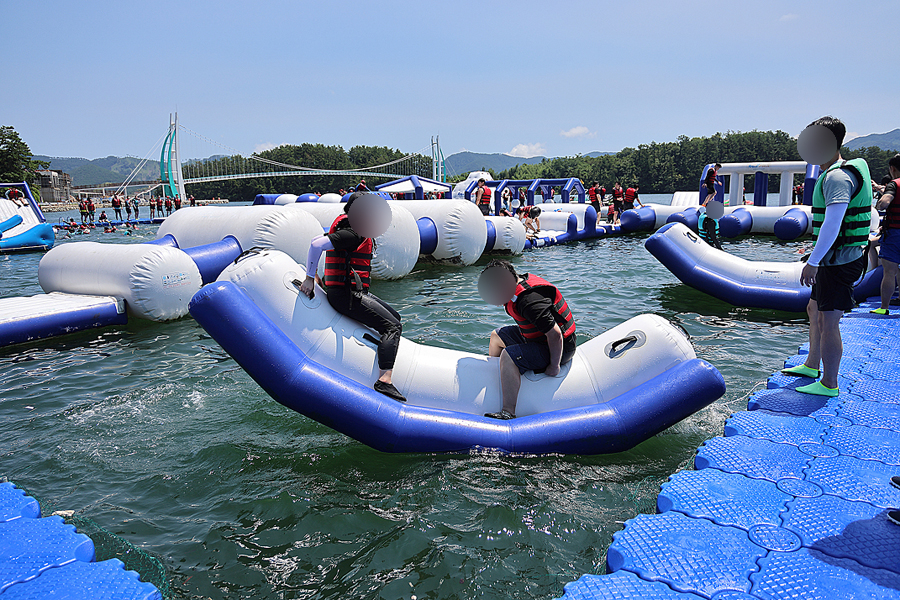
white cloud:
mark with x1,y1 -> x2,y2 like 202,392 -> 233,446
560,125 -> 594,138
254,142 -> 284,153
507,143 -> 546,158
779,13 -> 798,21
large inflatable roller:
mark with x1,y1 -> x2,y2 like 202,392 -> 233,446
393,200 -> 487,265
484,216 -> 526,254
38,242 -> 202,321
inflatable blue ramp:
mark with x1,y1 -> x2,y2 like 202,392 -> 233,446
557,296 -> 900,599
0,482 -> 160,599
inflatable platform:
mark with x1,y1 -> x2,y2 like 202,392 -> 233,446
645,222 -> 881,312
0,182 -> 54,253
0,292 -> 127,348
189,249 -> 726,454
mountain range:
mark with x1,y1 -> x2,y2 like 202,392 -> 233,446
34,155 -> 161,187
846,129 -> 900,151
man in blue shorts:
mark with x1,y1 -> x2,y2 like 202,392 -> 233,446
478,259 -> 577,419
782,117 -> 872,397
872,154 -> 900,314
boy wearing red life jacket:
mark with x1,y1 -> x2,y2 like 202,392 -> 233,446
479,259 -> 577,419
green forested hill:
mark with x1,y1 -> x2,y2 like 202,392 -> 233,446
33,155 -> 160,186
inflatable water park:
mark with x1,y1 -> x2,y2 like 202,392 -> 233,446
2,154 -> 899,599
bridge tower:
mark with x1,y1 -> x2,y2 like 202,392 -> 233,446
431,136 -> 445,182
160,113 -> 187,201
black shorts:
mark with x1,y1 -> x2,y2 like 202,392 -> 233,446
496,325 -> 576,374
590,200 -> 600,213
810,254 -> 867,312
613,200 -> 623,212
479,204 -> 490,216
706,182 -> 716,195
623,202 -> 634,211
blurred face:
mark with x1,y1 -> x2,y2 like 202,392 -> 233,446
348,193 -> 391,239
478,267 -> 517,306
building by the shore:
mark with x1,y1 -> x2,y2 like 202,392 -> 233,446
34,169 -> 72,203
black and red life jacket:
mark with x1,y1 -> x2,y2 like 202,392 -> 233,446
612,187 -> 623,200
588,187 -> 597,201
323,214 -> 373,290
504,274 -> 576,341
111,197 -> 121,208
887,178 -> 900,230
478,186 -> 492,205
624,188 -> 636,203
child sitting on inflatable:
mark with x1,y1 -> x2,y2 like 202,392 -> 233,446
298,192 -> 406,403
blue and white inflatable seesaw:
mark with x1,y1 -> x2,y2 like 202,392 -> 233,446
0,182 -> 54,253
188,249 -> 725,454
645,222 -> 882,312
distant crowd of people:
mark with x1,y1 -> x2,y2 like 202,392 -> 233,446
75,194 -> 198,224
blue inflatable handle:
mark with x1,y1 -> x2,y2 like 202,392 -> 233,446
417,217 -> 438,255
181,236 -> 243,284
719,207 -> 752,238
619,206 -> 655,233
146,234 -> 179,248
565,212 -> 578,236
583,205 -> 599,233
774,208 -> 809,241
484,219 -> 497,252
189,281 -> 726,454
0,215 -> 23,234
253,194 -> 280,205
297,193 -> 318,203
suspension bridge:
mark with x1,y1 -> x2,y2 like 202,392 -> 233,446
81,114 -> 447,199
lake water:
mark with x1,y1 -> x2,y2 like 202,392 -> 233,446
0,200 -> 812,599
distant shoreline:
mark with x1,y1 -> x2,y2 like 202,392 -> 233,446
39,198 -> 230,212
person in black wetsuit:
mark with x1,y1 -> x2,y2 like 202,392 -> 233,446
299,192 -> 406,403
479,259 -> 577,420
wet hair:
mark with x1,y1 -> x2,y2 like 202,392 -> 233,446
478,178 -> 486,184
808,116 -> 846,149
889,153 -> 900,172
714,163 -> 722,169
343,191 -> 365,214
483,258 -> 517,280
529,206 -> 541,218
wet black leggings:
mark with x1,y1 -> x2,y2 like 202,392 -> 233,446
326,287 -> 402,370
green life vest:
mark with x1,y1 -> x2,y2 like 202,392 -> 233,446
811,157 -> 872,249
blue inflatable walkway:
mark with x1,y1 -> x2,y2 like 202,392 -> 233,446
557,297 -> 900,599
0,481 -> 160,599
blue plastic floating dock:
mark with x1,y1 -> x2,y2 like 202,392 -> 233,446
557,297 -> 900,599
0,481 -> 160,599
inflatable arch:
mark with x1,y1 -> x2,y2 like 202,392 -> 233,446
698,161 -> 820,207
376,175 -> 451,200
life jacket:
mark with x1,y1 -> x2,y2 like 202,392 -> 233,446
588,187 -> 597,201
612,187 -> 623,200
504,274 -> 576,341
478,186 -> 492,205
165,199 -> 172,209
112,197 -> 121,208
624,188 -> 636,203
323,214 -> 373,291
811,158 -> 872,250
886,178 -> 900,230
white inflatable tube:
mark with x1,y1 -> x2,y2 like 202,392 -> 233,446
283,203 -> 420,280
543,204 -> 590,230
218,250 -> 697,417
485,216 -> 526,254
393,200 -> 487,265
319,193 -> 342,203
273,194 -> 299,205
38,243 -> 202,321
155,206 -> 323,264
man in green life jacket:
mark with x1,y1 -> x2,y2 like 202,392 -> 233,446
782,116 -> 873,397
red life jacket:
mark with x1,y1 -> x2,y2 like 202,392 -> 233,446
504,274 -> 576,341
588,187 -> 597,201
624,188 -> 636,202
112,197 -> 121,208
323,214 -> 373,290
478,186 -> 492,205
887,178 -> 900,230
612,187 -> 623,200
156,199 -> 163,209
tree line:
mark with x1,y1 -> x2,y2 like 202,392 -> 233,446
183,143 -> 433,201
0,125 -> 49,199
486,130 -> 897,194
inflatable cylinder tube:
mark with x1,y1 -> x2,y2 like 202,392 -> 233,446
538,212 -> 578,236
390,200 -> 487,265
773,208 -> 809,241
181,236 -> 243,284
666,207 -> 700,231
619,206 -> 656,232
484,219 -> 496,252
38,242 -> 202,321
484,217 -> 525,254
718,207 -> 752,238
0,215 -> 23,233
253,194 -> 298,206
284,202 -> 420,280
146,234 -> 179,247
417,218 -> 438,255
155,205 -> 323,265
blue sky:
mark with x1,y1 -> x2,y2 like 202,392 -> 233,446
4,0 -> 896,161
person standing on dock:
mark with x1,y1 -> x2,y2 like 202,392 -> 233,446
149,198 -> 156,219
704,163 -> 722,204
299,192 -> 406,403
111,196 -> 123,221
588,183 -> 600,213
611,182 -> 624,224
871,154 -> 900,315
479,259 -> 577,420
124,197 -> 132,220
782,117 -> 872,397
131,198 -> 139,219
